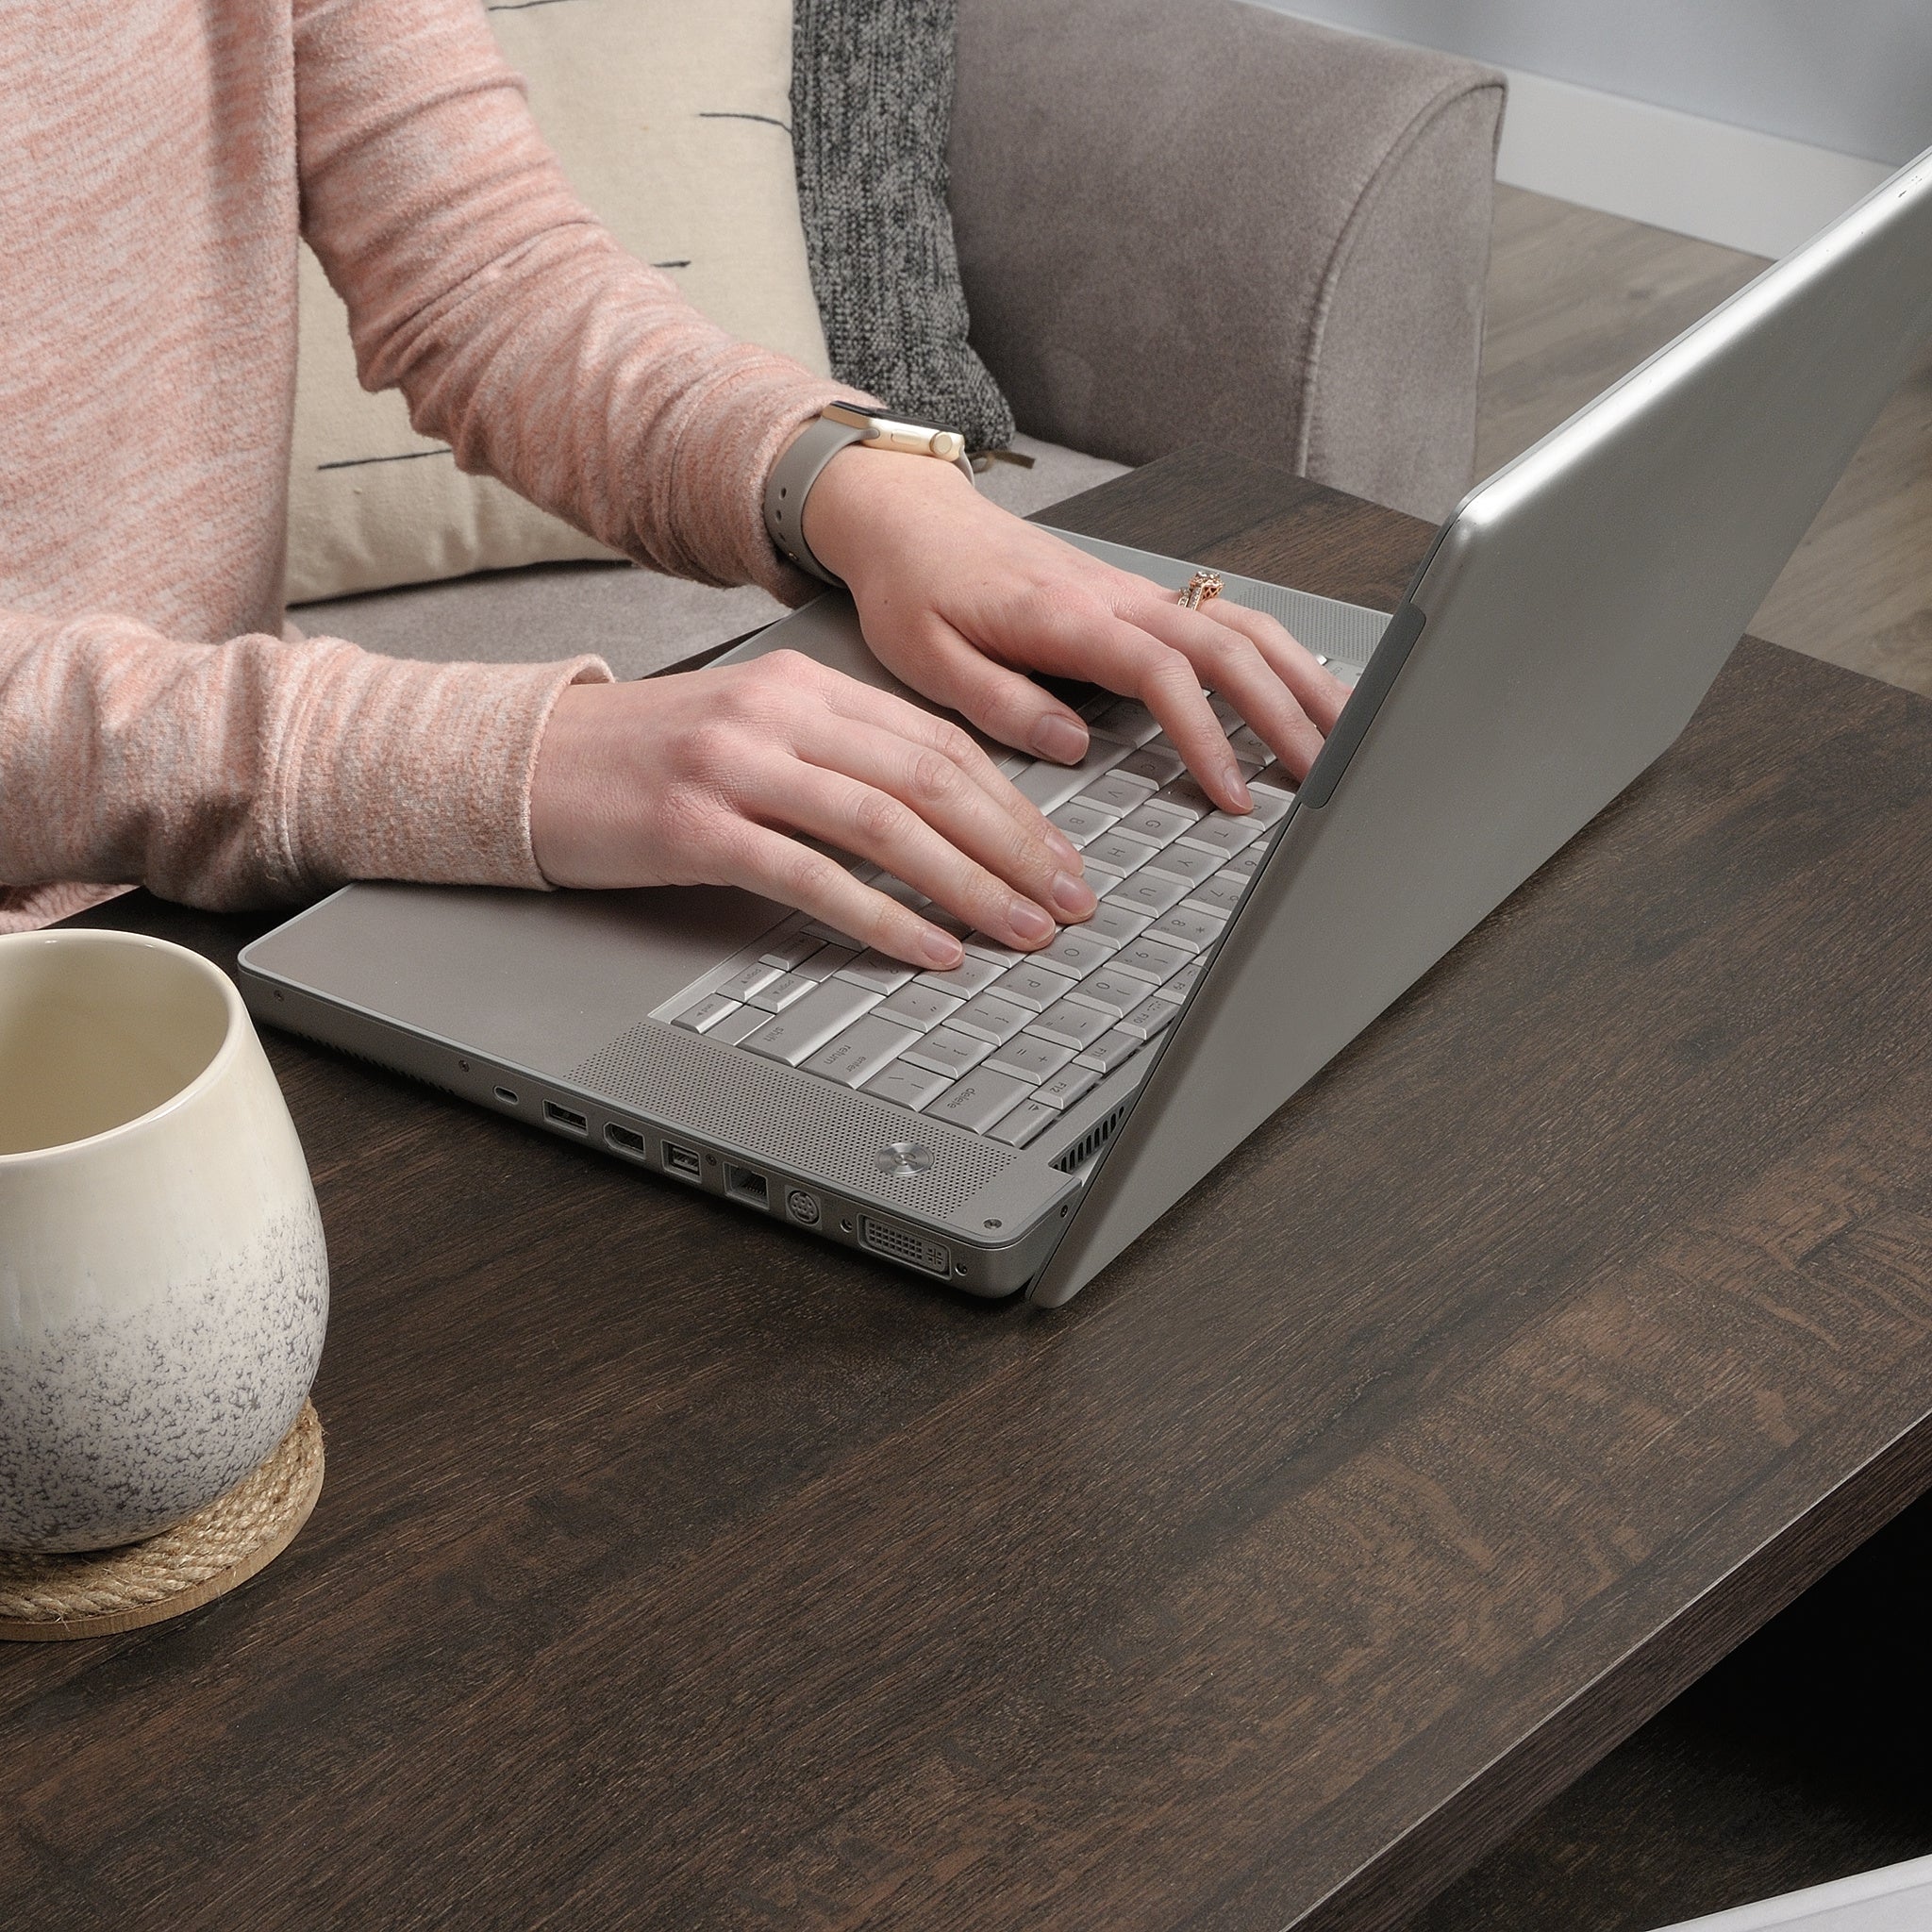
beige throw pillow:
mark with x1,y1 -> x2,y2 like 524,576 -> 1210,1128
285,0 -> 830,607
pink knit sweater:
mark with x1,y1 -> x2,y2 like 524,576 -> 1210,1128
0,0 -> 846,933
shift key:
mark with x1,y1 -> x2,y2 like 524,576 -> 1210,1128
743,979 -> 880,1065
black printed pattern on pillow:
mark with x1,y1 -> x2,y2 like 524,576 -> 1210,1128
791,0 -> 1016,453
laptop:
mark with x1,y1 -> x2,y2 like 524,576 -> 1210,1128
240,147 -> 1932,1308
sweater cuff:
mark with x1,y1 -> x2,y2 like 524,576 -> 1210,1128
273,644 -> 612,895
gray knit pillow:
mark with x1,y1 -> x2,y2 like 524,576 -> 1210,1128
791,0 -> 1016,452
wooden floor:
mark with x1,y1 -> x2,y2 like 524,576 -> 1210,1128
1475,186 -> 1932,698
1399,187 -> 1932,1932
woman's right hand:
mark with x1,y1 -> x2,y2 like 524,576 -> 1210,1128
528,649 -> 1097,970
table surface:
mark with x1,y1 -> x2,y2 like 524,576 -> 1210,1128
8,450 -> 1932,1932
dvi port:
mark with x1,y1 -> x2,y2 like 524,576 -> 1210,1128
859,1217 -> 951,1277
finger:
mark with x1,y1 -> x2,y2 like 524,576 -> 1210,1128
732,754 -> 1067,954
789,712 -> 1094,924
709,822 -> 965,970
790,649 -> 1086,863
862,619 -> 1093,768
1200,598 -> 1353,735
1131,599 -> 1326,781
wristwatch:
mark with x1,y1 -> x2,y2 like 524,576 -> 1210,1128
763,400 -> 976,586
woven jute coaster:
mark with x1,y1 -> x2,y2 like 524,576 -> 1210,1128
0,1400 -> 324,1641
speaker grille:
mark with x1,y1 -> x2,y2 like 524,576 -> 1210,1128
571,1023 -> 1013,1216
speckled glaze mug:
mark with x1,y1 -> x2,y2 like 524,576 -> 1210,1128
0,931 -> 328,1552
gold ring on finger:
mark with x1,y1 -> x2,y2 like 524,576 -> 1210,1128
1178,570 -> 1223,611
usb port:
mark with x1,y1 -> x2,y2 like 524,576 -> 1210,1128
663,1141 -> 703,1181
605,1123 -> 647,1158
724,1165 -> 769,1210
542,1101 -> 588,1135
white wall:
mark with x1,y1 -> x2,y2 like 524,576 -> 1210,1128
1260,1 -> 1932,163
1255,2 -> 1932,257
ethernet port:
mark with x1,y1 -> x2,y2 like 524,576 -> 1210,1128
724,1165 -> 769,1210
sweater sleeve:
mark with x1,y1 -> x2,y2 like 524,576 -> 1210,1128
291,0 -> 849,601
0,604 -> 611,931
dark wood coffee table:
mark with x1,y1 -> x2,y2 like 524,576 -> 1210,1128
8,450 -> 1932,1932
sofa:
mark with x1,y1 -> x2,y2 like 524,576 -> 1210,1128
291,0 -> 1504,680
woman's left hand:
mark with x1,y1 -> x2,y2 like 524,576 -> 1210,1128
802,443 -> 1354,817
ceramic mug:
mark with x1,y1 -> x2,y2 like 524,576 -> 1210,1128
0,930 -> 328,1552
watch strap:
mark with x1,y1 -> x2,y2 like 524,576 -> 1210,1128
763,414 -> 867,586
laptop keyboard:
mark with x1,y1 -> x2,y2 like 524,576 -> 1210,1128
661,689 -> 1324,1150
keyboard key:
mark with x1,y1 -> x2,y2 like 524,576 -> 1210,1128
743,979 -> 881,1064
1048,800 -> 1120,846
985,1034 -> 1076,1083
759,927 -> 826,973
745,971 -> 820,1012
1166,959 -> 1206,998
913,955 -> 1005,999
1245,788 -> 1294,826
674,992 -> 743,1033
991,1099 -> 1060,1146
834,949 -> 916,994
1117,743 -> 1186,787
1207,691 -> 1244,728
1083,829 -> 1161,876
803,1015 -> 922,1088
1111,937 -> 1193,985
993,958 -> 1075,1009
862,1060 -> 952,1111
1156,777 -> 1216,819
1027,998 -> 1112,1050
1088,696 -> 1162,745
706,1004 -> 773,1046
793,944 -> 860,981
1145,906 -> 1226,954
1076,769 -> 1159,813
1116,801 -> 1198,846
949,992 -> 1033,1046
1082,900 -> 1154,947
1226,724 -> 1273,765
1175,812 -> 1263,858
869,873 -> 925,907
1063,968 -> 1150,1017
1105,869 -> 1191,916
1141,841 -> 1220,888
961,931 -> 1024,966
1032,1061 -> 1102,1110
1119,993 -> 1182,1040
1223,846 -> 1266,878
1040,928 -> 1117,976
801,919 -> 864,950
714,963 -> 780,1003
926,1070 -> 1033,1134
1010,736 -> 1132,813
1074,1028 -> 1145,1074
1186,872 -> 1249,914
874,982 -> 963,1032
899,1026 -> 994,1077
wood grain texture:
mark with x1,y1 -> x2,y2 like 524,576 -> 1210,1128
7,452 -> 1931,1932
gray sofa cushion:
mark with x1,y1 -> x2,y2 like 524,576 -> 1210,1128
290,435 -> 1125,679
791,0 -> 1016,451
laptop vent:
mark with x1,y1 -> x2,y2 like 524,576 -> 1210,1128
1053,1098 -> 1133,1174
570,1022 -> 1013,1218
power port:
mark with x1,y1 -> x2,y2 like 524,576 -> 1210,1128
786,1189 -> 821,1226
724,1165 -> 769,1210
605,1123 -> 647,1159
493,1086 -> 519,1106
663,1142 -> 703,1182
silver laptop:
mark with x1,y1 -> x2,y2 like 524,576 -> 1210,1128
240,147 -> 1932,1307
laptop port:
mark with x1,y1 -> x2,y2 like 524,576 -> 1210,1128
724,1165 -> 769,1210
663,1141 -> 703,1182
859,1217 -> 951,1277
542,1101 -> 588,1135
493,1085 -> 519,1106
786,1189 -> 821,1226
605,1123 -> 647,1159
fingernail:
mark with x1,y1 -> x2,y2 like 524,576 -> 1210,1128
1049,870 -> 1096,917
920,925 -> 963,969
1046,826 -> 1082,868
1224,762 -> 1252,811
1008,898 -> 1055,943
1031,713 -> 1089,764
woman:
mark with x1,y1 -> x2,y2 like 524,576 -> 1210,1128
0,0 -> 1346,968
